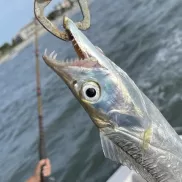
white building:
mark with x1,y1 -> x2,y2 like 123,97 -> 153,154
13,20 -> 42,43
61,0 -> 71,8
13,0 -> 71,44
55,0 -> 71,11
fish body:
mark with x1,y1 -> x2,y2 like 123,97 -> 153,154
43,17 -> 182,182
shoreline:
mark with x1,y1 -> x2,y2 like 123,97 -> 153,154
0,1 -> 93,64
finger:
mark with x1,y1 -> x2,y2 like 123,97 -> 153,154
43,167 -> 51,177
43,165 -> 50,172
35,159 -> 46,176
45,158 -> 51,166
45,159 -> 51,171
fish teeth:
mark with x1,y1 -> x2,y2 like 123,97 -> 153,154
44,49 -> 58,60
60,58 -> 78,65
49,50 -> 55,58
44,48 -> 47,56
53,53 -> 57,59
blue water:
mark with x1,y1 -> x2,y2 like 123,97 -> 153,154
0,0 -> 182,181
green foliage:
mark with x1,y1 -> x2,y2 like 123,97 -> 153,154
0,43 -> 12,55
47,11 -> 59,21
1,43 -> 11,50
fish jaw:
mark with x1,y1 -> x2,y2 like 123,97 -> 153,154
43,52 -> 97,85
63,16 -> 117,71
42,16 -> 108,87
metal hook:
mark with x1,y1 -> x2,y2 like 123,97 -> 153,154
34,0 -> 91,41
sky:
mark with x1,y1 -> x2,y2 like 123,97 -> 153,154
0,0 -> 62,46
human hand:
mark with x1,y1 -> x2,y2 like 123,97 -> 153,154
34,158 -> 51,178
26,159 -> 51,182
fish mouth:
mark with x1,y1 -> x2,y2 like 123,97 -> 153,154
43,17 -> 102,69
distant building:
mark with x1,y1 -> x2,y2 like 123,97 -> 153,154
13,20 -> 42,44
12,34 -> 23,45
55,0 -> 71,11
61,0 -> 71,9
55,3 -> 62,11
13,0 -> 72,45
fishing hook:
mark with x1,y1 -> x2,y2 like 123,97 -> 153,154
34,0 -> 91,41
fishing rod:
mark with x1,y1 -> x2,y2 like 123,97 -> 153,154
34,18 -> 55,182
33,0 -> 91,181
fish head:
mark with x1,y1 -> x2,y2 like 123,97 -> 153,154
43,17 -> 151,137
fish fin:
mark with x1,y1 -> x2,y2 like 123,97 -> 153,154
100,131 -> 134,169
100,131 -> 122,163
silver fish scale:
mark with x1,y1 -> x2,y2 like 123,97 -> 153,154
102,127 -> 181,182
117,138 -> 166,181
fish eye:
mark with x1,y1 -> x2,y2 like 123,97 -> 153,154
81,82 -> 100,103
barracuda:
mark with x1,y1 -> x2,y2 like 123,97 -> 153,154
41,16 -> 182,182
